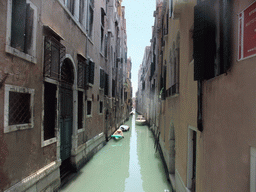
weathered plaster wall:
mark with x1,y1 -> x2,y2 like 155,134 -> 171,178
202,0 -> 256,191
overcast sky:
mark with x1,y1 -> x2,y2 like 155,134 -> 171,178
122,0 -> 156,97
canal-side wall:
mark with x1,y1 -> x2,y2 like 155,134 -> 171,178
4,160 -> 61,192
71,133 -> 106,171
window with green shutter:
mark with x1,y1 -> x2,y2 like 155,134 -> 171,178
87,61 -> 95,85
10,0 -> 36,56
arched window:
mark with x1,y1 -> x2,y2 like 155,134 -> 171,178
61,58 -> 74,85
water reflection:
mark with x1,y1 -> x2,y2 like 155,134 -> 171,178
61,113 -> 172,192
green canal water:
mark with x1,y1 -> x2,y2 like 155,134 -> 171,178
61,113 -> 172,192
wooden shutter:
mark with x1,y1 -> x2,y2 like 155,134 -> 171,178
11,0 -> 26,51
100,69 -> 104,89
104,73 -> 109,96
222,0 -> 231,73
193,1 -> 216,80
89,61 -> 95,84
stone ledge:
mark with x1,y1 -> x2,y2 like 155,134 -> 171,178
4,160 -> 61,192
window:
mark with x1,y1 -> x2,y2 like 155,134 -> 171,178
101,8 -> 106,53
4,84 -> 34,133
87,100 -> 92,116
99,101 -> 103,114
77,55 -> 87,89
112,79 -> 116,97
105,34 -> 108,58
87,61 -> 95,85
43,82 -> 57,140
78,91 -> 84,128
187,127 -> 197,191
104,73 -> 109,96
79,0 -> 85,24
100,68 -> 105,89
6,0 -> 37,63
87,0 -> 94,38
66,0 -> 75,15
166,37 -> 180,97
44,36 -> 66,80
169,0 -> 173,18
193,0 -> 231,81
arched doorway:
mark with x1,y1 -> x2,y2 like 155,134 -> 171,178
60,58 -> 74,164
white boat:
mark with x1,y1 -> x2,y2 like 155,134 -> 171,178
135,115 -> 146,125
119,124 -> 130,131
111,129 -> 124,140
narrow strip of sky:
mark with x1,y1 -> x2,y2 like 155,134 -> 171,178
122,0 -> 156,97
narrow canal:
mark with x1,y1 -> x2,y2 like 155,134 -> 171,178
61,113 -> 172,192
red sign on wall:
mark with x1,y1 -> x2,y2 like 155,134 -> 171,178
238,1 -> 256,60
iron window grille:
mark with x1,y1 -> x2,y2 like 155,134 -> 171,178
77,56 -> 87,89
4,85 -> 34,133
44,36 -> 66,81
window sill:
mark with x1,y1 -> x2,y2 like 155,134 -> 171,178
78,128 -> 85,133
167,93 -> 179,100
86,115 -> 92,118
6,45 -> 37,64
100,52 -> 105,58
87,83 -> 93,88
42,137 -> 57,147
4,123 -> 33,133
88,37 -> 94,45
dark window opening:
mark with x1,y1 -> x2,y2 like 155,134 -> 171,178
87,100 -> 92,115
44,82 -> 57,140
78,91 -> 83,129
104,73 -> 109,96
87,61 -> 95,85
9,91 -> 31,125
99,101 -> 103,114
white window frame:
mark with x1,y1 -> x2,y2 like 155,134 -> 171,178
41,79 -> 58,147
57,0 -> 88,33
250,147 -> 256,191
4,84 -> 35,133
86,99 -> 92,117
5,0 -> 38,64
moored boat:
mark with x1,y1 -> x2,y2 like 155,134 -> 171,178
111,129 -> 124,140
119,124 -> 130,132
135,115 -> 146,125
